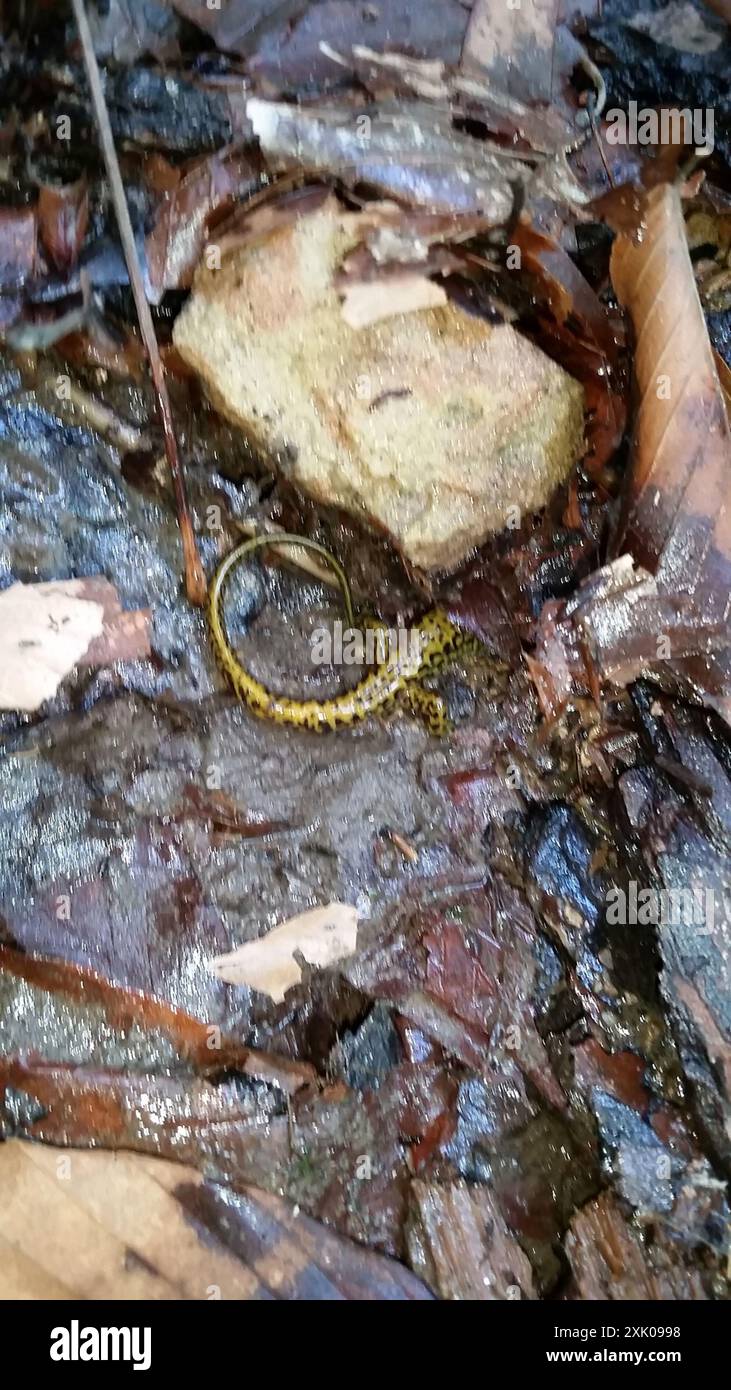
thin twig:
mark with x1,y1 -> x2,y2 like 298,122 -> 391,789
70,0 -> 206,605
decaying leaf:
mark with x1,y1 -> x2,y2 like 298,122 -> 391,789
0,1141 -> 431,1300
514,218 -> 621,367
0,1141 -> 256,1300
0,942 -> 313,1090
37,176 -> 89,274
606,181 -> 731,715
566,1192 -> 708,1300
0,206 -> 38,289
209,903 -> 359,1002
144,148 -> 260,300
529,555 -> 731,725
0,578 -> 150,712
334,42 -> 577,154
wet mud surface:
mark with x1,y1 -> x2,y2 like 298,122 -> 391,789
0,0 -> 730,1301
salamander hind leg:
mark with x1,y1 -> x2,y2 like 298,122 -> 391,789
402,681 -> 451,736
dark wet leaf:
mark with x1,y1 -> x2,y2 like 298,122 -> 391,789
0,944 -> 316,1091
344,883 -> 565,1109
145,148 -> 261,299
166,0 -> 302,56
245,0 -> 471,89
529,556 -> 731,726
618,695 -> 731,1168
514,218 -> 621,367
0,206 -> 38,289
247,98 -> 519,220
174,1177 -> 435,1300
88,0 -> 181,63
105,67 -> 233,152
443,575 -> 521,662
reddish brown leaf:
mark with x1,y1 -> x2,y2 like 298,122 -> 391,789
145,148 -> 260,299
0,1059 -> 454,1257
514,218 -> 621,367
345,885 -> 565,1109
573,1037 -> 650,1114
180,783 -> 293,838
37,177 -> 89,274
610,182 -> 731,590
58,326 -> 146,380
529,556 -> 731,724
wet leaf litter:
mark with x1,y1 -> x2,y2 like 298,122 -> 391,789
0,0 -> 729,1302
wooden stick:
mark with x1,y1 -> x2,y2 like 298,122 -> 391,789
70,0 -> 207,605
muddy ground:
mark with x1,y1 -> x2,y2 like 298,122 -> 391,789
0,0 -> 730,1300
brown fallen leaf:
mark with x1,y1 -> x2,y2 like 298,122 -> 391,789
0,1058 -> 453,1256
610,181 -> 731,592
144,147 -> 260,300
529,556 -> 731,725
74,578 -> 151,667
180,784 -> 293,839
606,181 -> 731,715
37,176 -> 89,274
0,577 -> 150,711
209,903 -> 360,1002
0,1141 -> 432,1300
514,217 -> 621,368
0,1141 -> 258,1300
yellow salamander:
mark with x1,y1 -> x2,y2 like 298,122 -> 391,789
208,534 -> 475,734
